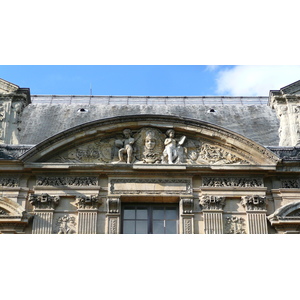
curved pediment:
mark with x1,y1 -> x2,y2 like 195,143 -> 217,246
20,115 -> 279,166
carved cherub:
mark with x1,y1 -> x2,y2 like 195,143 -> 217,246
116,129 -> 135,164
162,129 -> 186,164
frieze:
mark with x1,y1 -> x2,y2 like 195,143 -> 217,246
281,178 -> 300,188
241,195 -> 267,211
202,177 -> 264,187
36,176 -> 98,186
225,216 -> 246,234
110,178 -> 192,195
54,215 -> 76,234
0,176 -> 19,187
200,195 -> 225,210
29,193 -> 60,209
75,195 -> 101,209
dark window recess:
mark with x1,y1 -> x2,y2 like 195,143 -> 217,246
122,204 -> 178,234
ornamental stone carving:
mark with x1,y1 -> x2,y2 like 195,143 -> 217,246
162,129 -> 186,164
75,195 -> 101,209
181,198 -> 194,214
225,216 -> 246,234
115,129 -> 135,164
55,215 -> 76,234
241,195 -> 266,211
49,126 -> 261,165
29,193 -> 60,209
200,195 -> 225,210
281,178 -> 300,188
202,177 -> 263,187
107,197 -> 120,213
36,176 -> 98,186
0,177 -> 19,187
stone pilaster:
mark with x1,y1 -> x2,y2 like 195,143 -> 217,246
106,197 -> 120,234
200,195 -> 225,234
241,195 -> 268,234
30,193 -> 59,234
75,195 -> 101,234
180,198 -> 194,234
32,210 -> 54,234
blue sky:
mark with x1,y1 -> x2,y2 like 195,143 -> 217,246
1,65 -> 300,96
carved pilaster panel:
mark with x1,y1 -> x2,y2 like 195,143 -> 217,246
29,194 -> 60,210
182,217 -> 194,234
200,195 -> 225,210
203,211 -> 223,234
77,211 -> 97,234
32,211 -> 54,234
106,197 -> 120,234
106,215 -> 120,234
241,195 -> 267,211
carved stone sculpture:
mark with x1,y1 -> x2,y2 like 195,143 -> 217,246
115,129 -> 135,164
56,215 -> 76,234
225,216 -> 246,234
241,195 -> 266,211
75,195 -> 101,209
200,195 -> 225,210
29,193 -> 60,209
181,198 -> 194,214
142,130 -> 161,163
162,129 -> 186,164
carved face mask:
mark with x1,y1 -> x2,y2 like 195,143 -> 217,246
145,131 -> 156,150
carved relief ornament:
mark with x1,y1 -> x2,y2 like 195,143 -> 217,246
200,195 -> 225,210
202,177 -> 263,188
29,193 -> 60,209
225,216 -> 246,234
55,215 -> 76,234
37,176 -> 98,186
50,126 -> 261,166
181,198 -> 194,214
107,197 -> 120,213
241,195 -> 267,211
75,195 -> 101,209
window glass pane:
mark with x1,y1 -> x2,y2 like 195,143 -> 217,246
123,209 -> 135,219
153,209 -> 164,219
136,209 -> 148,219
165,208 -> 177,219
123,220 -> 135,234
136,221 -> 148,234
165,220 -> 177,234
153,220 -> 165,234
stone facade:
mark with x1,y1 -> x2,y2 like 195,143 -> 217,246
1,78 -> 300,234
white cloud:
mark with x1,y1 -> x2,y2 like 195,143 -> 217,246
215,66 -> 300,96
